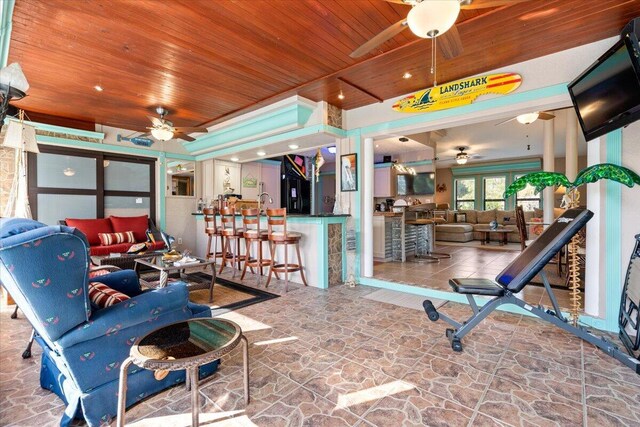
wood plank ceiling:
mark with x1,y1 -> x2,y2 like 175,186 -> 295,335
7,0 -> 640,131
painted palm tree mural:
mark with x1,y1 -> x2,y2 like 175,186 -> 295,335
504,163 -> 640,324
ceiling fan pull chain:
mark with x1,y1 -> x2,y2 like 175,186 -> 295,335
431,36 -> 437,87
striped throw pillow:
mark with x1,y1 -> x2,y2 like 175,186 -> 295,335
98,231 -> 136,246
88,282 -> 130,308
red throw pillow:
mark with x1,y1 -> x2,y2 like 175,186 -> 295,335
88,282 -> 130,308
109,215 -> 149,243
66,218 -> 114,246
98,231 -> 136,246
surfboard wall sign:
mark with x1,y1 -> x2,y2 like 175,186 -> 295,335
392,73 -> 522,113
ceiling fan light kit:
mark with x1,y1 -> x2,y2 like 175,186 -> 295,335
407,0 -> 461,39
456,147 -> 469,164
150,126 -> 174,141
516,112 -> 540,125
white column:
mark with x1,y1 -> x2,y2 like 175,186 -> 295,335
565,111 -> 579,181
584,137 -> 606,317
543,119 -> 555,226
362,137 -> 374,277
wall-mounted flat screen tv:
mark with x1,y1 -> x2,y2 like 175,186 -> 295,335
568,33 -> 640,141
397,172 -> 435,195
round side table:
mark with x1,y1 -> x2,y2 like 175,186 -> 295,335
116,317 -> 249,427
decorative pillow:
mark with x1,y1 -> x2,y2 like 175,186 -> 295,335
88,282 -> 130,308
66,218 -> 114,246
110,215 -> 149,243
497,210 -> 516,225
458,209 -> 477,224
477,209 -> 497,224
88,268 -> 112,278
454,213 -> 467,223
446,210 -> 455,223
534,208 -> 544,218
98,231 -> 135,246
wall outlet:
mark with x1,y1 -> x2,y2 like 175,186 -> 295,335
177,237 -> 183,245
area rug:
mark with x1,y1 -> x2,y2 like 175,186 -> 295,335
364,288 -> 446,312
140,271 -> 278,311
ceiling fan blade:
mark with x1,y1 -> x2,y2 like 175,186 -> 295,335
173,126 -> 209,133
438,25 -> 463,59
350,19 -> 408,58
383,0 -> 411,4
173,132 -> 196,142
495,117 -> 517,126
148,116 -> 163,127
538,112 -> 556,120
461,0 -> 529,9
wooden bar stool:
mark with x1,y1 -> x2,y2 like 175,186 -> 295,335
218,207 -> 245,276
240,208 -> 274,281
203,207 -> 225,264
265,208 -> 307,292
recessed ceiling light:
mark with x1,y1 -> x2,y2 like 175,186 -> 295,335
94,85 -> 103,92
338,92 -> 345,100
230,156 -> 239,162
327,146 -> 336,154
257,150 -> 266,156
288,144 -> 299,150
402,72 -> 412,79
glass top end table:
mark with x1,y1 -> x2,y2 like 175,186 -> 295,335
117,318 -> 249,427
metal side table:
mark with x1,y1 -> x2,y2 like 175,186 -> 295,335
117,318 -> 249,427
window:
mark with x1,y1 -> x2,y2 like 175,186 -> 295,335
515,174 -> 541,211
455,178 -> 475,210
483,176 -> 506,210
28,146 -> 155,225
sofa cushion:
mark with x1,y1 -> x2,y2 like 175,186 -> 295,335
88,282 -> 130,308
66,218 -> 113,246
497,210 -> 516,225
476,209 -> 496,223
436,224 -> 474,233
98,231 -> 135,246
458,209 -> 477,224
524,210 -> 536,222
110,215 -> 149,243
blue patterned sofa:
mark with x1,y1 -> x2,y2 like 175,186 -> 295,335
0,218 -> 219,426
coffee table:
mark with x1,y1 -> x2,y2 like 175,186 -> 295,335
475,226 -> 516,246
134,255 -> 216,302
116,318 -> 249,427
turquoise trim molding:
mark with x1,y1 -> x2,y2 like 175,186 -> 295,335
605,129 -> 622,331
36,134 -> 196,160
374,159 -> 434,169
5,117 -> 105,140
183,104 -> 314,153
354,83 -> 568,137
256,159 -> 282,166
0,0 -> 15,68
450,159 -> 541,176
195,124 -> 342,161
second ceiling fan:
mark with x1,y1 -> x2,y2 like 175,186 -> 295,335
351,0 -> 528,60
144,107 -> 208,142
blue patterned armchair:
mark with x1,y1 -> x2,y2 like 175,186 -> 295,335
0,218 -> 219,426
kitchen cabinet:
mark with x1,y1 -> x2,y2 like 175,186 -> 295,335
374,166 -> 396,197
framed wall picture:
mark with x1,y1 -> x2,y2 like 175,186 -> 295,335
340,153 -> 357,192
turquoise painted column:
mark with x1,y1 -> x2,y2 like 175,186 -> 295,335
159,152 -> 167,229
0,0 -> 15,68
605,129 -> 622,331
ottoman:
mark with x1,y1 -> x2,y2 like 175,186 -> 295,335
435,223 -> 474,242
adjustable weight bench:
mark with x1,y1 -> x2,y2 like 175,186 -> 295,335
423,208 -> 640,374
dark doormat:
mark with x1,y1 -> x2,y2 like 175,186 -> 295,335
187,272 -> 279,311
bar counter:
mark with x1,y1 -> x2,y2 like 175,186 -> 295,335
192,213 -> 349,288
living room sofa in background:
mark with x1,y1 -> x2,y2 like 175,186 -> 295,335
63,215 -> 165,256
0,218 -> 218,426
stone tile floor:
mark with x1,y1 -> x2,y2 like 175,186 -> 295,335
1,266 -> 638,426
374,245 -> 575,310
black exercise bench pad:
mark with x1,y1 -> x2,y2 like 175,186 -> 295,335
449,278 -> 506,296
496,208 -> 592,293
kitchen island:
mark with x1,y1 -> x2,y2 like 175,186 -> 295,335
192,213 -> 349,289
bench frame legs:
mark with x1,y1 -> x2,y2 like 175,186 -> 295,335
424,271 -> 640,374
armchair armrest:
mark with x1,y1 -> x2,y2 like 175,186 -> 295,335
89,269 -> 141,297
56,283 -> 190,349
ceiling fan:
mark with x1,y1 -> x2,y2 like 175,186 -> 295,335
350,0 -> 528,60
496,111 -> 556,126
435,146 -> 482,164
144,106 -> 208,142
